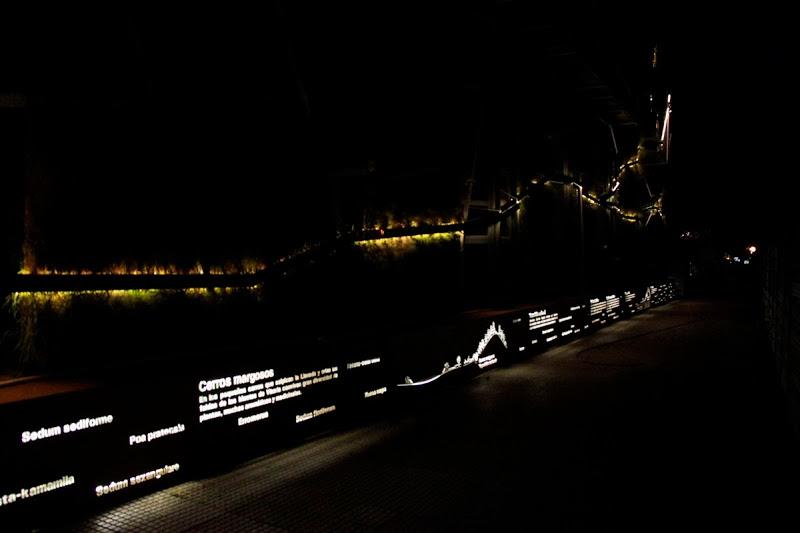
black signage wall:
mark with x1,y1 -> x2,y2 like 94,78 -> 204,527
0,281 -> 679,520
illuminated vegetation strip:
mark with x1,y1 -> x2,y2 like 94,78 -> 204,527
18,259 -> 267,276
354,231 -> 463,247
10,273 -> 264,294
11,287 -> 260,299
10,182 -> 637,297
365,216 -> 462,232
8,286 -> 261,313
356,223 -> 464,242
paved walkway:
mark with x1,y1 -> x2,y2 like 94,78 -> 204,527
56,300 -> 799,532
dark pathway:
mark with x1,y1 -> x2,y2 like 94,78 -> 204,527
57,300 -> 799,532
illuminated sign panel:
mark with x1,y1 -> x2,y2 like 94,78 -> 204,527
589,297 -> 605,323
295,405 -> 336,424
649,282 -> 677,307
0,281 -> 678,518
1,476 -> 75,507
605,295 -> 621,321
364,387 -> 387,398
21,415 -> 114,444
238,411 -> 270,427
529,310 -> 559,330
96,464 -> 180,497
528,307 -> 574,345
478,354 -> 498,368
197,365 -> 338,424
129,423 -> 185,446
0,354 -> 377,518
398,321 -> 508,387
347,358 -> 381,370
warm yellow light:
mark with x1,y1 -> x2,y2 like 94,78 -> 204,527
582,193 -> 602,207
354,231 -> 462,248
16,259 -> 267,277
9,285 -> 262,314
747,245 -> 757,254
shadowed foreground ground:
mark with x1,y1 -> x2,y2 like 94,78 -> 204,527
54,300 -> 799,532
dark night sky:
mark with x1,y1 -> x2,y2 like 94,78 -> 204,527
2,2 -> 796,268
663,5 -> 795,244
